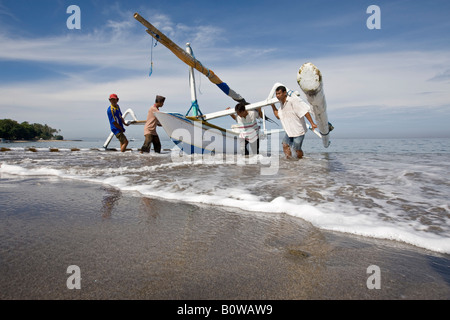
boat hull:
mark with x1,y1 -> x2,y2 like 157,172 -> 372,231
155,112 -> 241,154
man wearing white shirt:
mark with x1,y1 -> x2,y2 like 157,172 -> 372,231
271,86 -> 317,159
228,103 -> 263,155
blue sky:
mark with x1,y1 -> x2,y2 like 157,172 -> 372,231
0,0 -> 449,139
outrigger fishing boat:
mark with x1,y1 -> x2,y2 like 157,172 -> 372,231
104,13 -> 333,153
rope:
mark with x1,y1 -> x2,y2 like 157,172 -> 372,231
149,32 -> 159,77
320,123 -> 334,136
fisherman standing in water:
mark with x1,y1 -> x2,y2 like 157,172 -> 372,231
107,93 -> 129,152
227,102 -> 263,155
140,95 -> 165,154
271,86 -> 317,159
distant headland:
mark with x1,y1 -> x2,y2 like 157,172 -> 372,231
0,119 -> 64,141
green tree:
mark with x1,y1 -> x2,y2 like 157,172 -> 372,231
0,119 -> 63,140
20,122 -> 37,140
0,119 -> 19,140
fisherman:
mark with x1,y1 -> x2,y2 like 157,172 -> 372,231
140,95 -> 165,154
227,102 -> 263,155
107,93 -> 129,152
271,86 -> 317,159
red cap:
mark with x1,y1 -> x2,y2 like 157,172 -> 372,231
109,94 -> 119,100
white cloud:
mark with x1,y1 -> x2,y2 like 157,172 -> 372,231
428,68 -> 450,82
1,8 -> 450,139
3,47 -> 450,139
0,31 -> 148,70
309,50 -> 450,109
0,2 -> 18,21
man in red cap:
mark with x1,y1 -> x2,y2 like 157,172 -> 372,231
107,93 -> 129,152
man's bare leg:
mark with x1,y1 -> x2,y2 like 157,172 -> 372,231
283,143 -> 292,159
120,139 -> 128,152
296,149 -> 304,159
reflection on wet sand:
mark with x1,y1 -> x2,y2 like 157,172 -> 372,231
101,187 -> 121,219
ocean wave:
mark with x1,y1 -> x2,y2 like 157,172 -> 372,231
1,150 -> 450,254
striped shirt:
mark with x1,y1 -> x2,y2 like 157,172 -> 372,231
235,110 -> 260,143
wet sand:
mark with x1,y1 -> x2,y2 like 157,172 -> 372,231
0,175 -> 449,300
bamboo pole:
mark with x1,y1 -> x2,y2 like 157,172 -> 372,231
134,13 -> 223,85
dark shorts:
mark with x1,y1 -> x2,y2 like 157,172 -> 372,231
115,132 -> 127,144
141,134 -> 161,153
244,138 -> 260,155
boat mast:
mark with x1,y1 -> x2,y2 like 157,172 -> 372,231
186,43 -> 201,117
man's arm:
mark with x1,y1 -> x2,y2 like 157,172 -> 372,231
226,107 -> 237,121
108,109 -> 125,132
256,107 -> 263,119
271,104 -> 280,119
121,116 -> 129,126
304,112 -> 317,130
113,122 -> 124,132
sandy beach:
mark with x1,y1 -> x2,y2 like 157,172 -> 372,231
0,175 -> 448,300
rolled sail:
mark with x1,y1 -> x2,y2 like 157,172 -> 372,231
297,62 -> 333,148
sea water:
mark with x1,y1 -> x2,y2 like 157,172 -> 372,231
1,137 -> 449,254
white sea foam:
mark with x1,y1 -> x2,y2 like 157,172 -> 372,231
120,181 -> 450,253
0,163 -> 63,176
1,141 -> 450,254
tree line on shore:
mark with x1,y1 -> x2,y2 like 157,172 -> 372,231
0,119 -> 63,141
